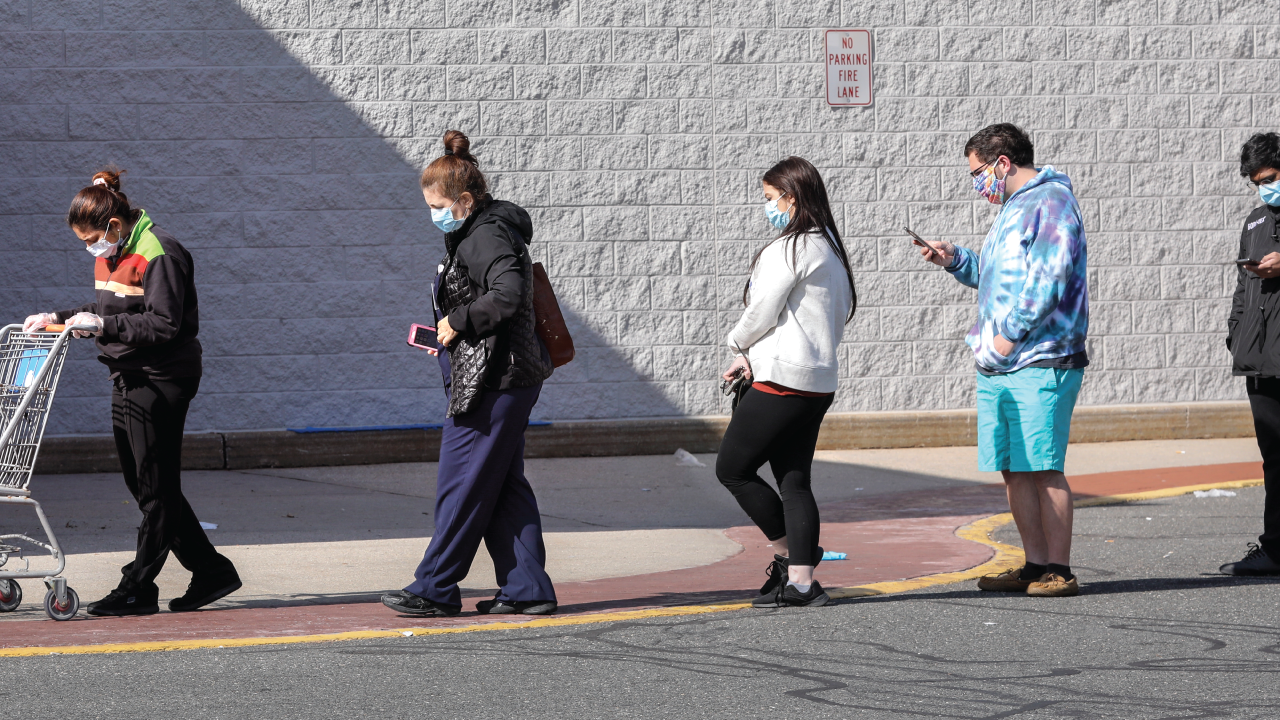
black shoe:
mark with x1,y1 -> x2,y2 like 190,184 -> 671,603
86,587 -> 160,617
757,546 -> 823,597
753,581 -> 786,607
168,571 -> 243,612
1219,543 -> 1280,576
754,580 -> 830,608
381,590 -> 460,617
779,580 -> 830,607
759,555 -> 789,596
476,598 -> 558,615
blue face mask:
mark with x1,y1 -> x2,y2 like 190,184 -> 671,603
764,197 -> 790,230
431,199 -> 467,233
1261,180 -> 1280,208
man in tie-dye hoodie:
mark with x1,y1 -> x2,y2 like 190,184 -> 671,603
916,123 -> 1089,598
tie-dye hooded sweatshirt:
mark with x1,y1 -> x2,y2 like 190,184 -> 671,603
946,166 -> 1089,373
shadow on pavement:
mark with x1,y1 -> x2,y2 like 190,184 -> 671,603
17,457 -> 999,555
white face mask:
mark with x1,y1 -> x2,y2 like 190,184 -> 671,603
85,225 -> 119,258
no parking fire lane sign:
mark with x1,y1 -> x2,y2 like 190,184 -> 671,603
826,29 -> 872,106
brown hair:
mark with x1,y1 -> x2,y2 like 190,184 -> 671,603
420,130 -> 487,201
67,168 -> 142,231
963,123 -> 1035,167
747,156 -> 857,323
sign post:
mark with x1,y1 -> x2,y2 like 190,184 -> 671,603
825,30 -> 873,107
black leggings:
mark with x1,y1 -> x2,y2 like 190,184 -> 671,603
715,387 -> 833,566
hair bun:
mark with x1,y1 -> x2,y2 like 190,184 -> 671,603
90,169 -> 124,193
442,130 -> 474,163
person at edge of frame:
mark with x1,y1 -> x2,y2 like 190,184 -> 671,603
23,169 -> 241,616
715,156 -> 857,609
913,123 -> 1090,598
1221,131 -> 1280,576
380,130 -> 558,618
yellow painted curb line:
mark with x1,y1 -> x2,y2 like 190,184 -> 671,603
828,511 -> 1023,601
1073,477 -> 1264,507
830,476 -> 1266,601
0,602 -> 754,658
1,477 -> 1261,658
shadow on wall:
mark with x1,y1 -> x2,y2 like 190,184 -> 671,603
0,2 -> 679,434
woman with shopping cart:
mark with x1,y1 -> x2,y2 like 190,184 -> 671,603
23,169 -> 240,616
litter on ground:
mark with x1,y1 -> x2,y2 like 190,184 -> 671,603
674,449 -> 706,467
1193,489 -> 1237,498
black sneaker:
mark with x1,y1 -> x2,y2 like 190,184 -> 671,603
476,598 -> 558,615
753,582 -> 786,608
759,556 -> 788,596
86,587 -> 160,617
779,580 -> 830,607
758,546 -> 824,596
754,580 -> 830,608
169,571 -> 243,612
1219,543 -> 1280,576
381,590 -> 460,617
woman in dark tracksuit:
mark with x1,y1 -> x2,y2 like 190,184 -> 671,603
23,169 -> 239,616
381,131 -> 557,617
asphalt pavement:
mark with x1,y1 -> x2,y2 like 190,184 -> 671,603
4,484 -> 1277,719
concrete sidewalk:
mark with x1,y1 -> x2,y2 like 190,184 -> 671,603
0,438 -> 1264,647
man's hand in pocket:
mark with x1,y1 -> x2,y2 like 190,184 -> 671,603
994,334 -> 1015,357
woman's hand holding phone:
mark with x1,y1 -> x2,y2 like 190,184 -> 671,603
723,354 -> 752,382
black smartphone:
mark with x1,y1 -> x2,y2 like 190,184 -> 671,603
903,227 -> 936,254
1237,258 -> 1256,266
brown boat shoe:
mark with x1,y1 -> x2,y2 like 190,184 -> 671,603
976,566 -> 1034,592
1026,573 -> 1079,597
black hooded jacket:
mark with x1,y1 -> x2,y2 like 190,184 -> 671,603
1228,203 -> 1280,376
436,197 -> 552,416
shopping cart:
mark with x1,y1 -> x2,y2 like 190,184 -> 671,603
0,323 -> 90,621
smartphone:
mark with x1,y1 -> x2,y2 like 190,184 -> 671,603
1236,258 -> 1257,266
407,324 -> 439,355
903,227 -> 936,255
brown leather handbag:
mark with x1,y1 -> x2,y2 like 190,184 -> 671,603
531,262 -> 575,367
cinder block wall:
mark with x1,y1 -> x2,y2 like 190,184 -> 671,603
1,0 -> 1266,434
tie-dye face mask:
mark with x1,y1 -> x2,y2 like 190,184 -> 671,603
972,162 -> 1006,205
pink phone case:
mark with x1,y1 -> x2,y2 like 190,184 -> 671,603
407,324 -> 439,355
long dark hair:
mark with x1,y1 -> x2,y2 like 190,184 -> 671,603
745,156 -> 857,322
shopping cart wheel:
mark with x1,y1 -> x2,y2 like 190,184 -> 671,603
0,580 -> 21,612
43,586 -> 78,621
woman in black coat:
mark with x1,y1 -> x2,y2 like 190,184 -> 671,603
381,131 -> 557,617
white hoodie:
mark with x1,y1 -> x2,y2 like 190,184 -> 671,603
727,232 -> 852,393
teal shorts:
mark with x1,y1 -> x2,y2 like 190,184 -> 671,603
976,367 -> 1084,473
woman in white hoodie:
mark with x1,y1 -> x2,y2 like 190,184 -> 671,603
716,156 -> 857,608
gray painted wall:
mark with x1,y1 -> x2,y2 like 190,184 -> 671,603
0,0 -> 1266,434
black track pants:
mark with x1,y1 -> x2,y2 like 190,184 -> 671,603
715,387 -> 833,566
112,374 -> 233,592
1247,377 -> 1280,559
